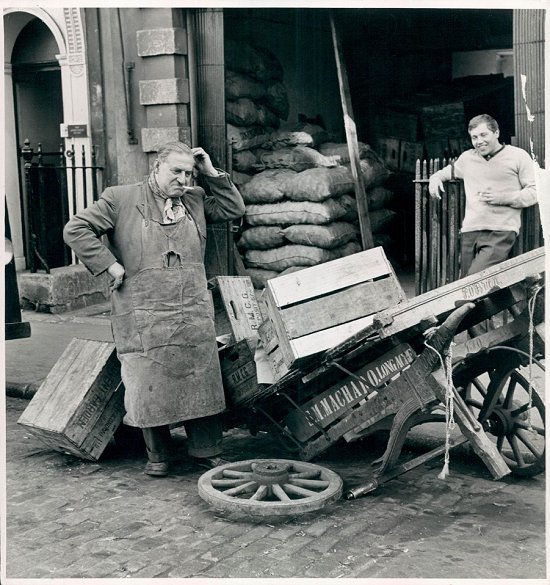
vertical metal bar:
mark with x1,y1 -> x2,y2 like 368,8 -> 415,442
58,142 -> 70,266
81,144 -> 88,209
69,145 -> 77,215
36,144 -> 49,272
21,140 -> 35,272
429,159 -> 438,291
421,159 -> 429,294
448,181 -> 457,282
91,145 -> 99,202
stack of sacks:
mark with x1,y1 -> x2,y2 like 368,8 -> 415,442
225,40 -> 289,183
320,142 -> 397,249
237,146 -> 391,288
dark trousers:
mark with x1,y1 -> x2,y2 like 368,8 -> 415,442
142,414 -> 223,462
461,230 -> 516,336
460,230 -> 516,277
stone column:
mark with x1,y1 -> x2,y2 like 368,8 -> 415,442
137,9 -> 191,154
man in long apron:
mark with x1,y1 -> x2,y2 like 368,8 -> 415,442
64,142 -> 245,476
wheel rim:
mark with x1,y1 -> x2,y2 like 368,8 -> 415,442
198,459 -> 343,517
458,368 -> 545,477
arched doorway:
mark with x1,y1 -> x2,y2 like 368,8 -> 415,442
12,17 -> 66,269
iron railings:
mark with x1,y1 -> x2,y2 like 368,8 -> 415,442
19,139 -> 103,272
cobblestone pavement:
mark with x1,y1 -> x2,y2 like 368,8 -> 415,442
4,395 -> 545,581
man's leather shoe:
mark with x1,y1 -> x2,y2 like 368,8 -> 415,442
144,460 -> 170,476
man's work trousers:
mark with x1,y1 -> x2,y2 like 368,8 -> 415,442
460,230 -> 516,277
142,414 -> 223,462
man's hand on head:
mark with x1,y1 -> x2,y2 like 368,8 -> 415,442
192,147 -> 219,178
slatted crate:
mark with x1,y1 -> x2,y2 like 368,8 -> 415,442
211,276 -> 265,407
258,247 -> 407,382
210,276 -> 264,344
279,342 -> 418,460
17,338 -> 124,461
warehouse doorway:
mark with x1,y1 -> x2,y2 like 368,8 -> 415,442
222,8 -> 539,290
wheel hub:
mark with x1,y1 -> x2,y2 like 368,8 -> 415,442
251,461 -> 290,485
486,399 -> 525,436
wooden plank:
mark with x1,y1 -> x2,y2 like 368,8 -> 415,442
280,277 -> 405,340
267,247 -> 393,307
330,11 -> 374,250
289,314 -> 376,361
285,344 -> 416,442
414,161 -> 422,296
374,247 -> 545,341
431,369 -> 510,479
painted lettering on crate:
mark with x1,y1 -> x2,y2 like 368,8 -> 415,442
285,344 -> 416,441
461,276 -> 501,300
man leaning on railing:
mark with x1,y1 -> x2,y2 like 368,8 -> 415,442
428,114 -> 537,277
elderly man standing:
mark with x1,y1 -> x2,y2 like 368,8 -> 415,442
64,142 -> 245,476
429,114 -> 537,276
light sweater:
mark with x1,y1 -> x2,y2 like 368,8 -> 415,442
432,145 -> 537,234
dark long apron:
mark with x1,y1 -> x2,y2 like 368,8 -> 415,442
111,192 -> 225,427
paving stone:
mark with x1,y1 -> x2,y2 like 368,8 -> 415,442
5,394 -> 546,580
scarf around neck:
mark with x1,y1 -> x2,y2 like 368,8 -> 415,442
148,170 -> 187,224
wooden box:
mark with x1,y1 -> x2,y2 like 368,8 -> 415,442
18,338 -> 124,461
258,247 -> 407,382
210,276 -> 264,343
219,338 -> 258,407
283,343 -> 417,459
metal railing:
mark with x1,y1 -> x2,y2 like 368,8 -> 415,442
19,139 -> 104,272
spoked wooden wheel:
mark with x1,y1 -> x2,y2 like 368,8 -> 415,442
456,364 -> 545,477
198,459 -> 343,517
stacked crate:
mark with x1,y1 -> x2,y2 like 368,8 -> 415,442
258,246 -> 407,382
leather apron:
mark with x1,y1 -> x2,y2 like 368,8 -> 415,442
111,189 -> 225,427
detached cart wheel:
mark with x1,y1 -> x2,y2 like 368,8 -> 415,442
456,363 -> 545,478
198,459 -> 343,517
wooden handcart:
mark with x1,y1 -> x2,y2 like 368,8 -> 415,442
202,247 -> 545,514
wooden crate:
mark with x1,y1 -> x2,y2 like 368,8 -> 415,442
258,247 -> 407,381
18,338 -> 124,461
284,343 -> 416,448
210,276 -> 264,343
219,338 -> 258,407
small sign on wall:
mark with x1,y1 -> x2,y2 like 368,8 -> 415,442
60,124 -> 88,138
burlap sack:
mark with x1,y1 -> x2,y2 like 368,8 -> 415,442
284,166 -> 355,202
282,222 -> 358,249
225,70 -> 266,101
225,41 -> 281,82
319,141 -> 371,163
245,196 -> 353,226
240,169 -> 296,203
244,267 -> 281,289
232,149 -> 258,172
261,130 -> 313,150
238,226 -> 286,250
255,146 -> 340,173
227,124 -> 272,152
264,81 -> 289,120
226,98 -> 259,126
244,241 -> 361,271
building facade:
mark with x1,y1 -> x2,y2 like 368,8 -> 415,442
4,7 -> 546,310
